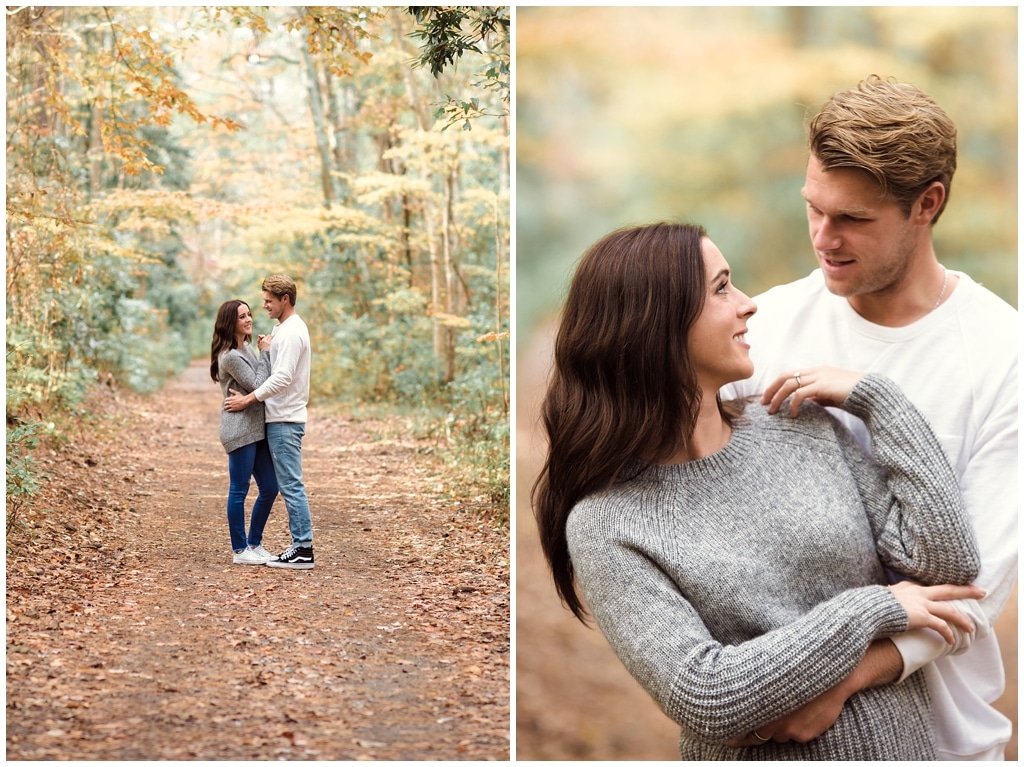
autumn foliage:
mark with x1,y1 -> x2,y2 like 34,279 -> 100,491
6,6 -> 510,529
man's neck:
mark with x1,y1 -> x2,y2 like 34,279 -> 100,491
846,257 -> 954,328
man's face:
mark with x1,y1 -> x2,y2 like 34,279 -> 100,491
263,290 -> 287,320
802,154 -> 917,300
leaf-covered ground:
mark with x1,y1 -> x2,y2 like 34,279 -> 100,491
7,361 -> 510,760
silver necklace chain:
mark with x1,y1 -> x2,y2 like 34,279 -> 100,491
932,267 -> 949,312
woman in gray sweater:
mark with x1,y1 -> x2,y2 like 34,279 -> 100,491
532,223 -> 984,759
210,299 -> 278,565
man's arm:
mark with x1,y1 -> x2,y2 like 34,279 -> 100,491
725,639 -> 902,746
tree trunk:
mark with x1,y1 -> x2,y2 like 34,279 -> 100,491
88,102 -> 103,197
391,10 -> 431,131
402,197 -> 413,281
441,167 -> 456,383
425,193 -> 444,369
301,38 -> 335,208
323,65 -> 350,202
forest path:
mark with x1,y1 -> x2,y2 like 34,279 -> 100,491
7,360 -> 509,761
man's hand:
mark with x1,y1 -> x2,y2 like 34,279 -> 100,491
224,388 -> 257,412
257,334 -> 272,352
725,681 -> 850,746
725,640 -> 904,747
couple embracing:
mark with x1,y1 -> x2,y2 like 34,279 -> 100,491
209,274 -> 315,570
534,77 -> 1015,759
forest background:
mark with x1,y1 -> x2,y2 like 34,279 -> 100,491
515,6 -> 1017,760
7,6 -> 510,527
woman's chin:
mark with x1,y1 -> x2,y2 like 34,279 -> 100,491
728,363 -> 755,385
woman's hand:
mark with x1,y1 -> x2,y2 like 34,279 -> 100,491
762,366 -> 865,417
887,580 -> 985,644
257,334 -> 272,352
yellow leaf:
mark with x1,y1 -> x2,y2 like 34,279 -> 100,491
434,313 -> 472,329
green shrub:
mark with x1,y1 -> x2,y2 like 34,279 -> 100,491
6,421 -> 46,534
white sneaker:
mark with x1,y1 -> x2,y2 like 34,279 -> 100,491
247,545 -> 275,563
233,548 -> 265,565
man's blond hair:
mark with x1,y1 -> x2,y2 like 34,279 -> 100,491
262,274 -> 297,306
809,75 -> 957,224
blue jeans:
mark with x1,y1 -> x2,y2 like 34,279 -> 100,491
266,421 -> 313,547
226,439 -> 278,552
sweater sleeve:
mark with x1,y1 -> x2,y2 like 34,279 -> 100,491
219,347 -> 271,394
837,374 -> 981,586
566,512 -> 909,744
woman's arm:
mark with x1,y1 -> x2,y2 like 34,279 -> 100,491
724,638 -> 903,746
255,346 -> 272,385
835,374 -> 980,586
569,528 -> 897,742
764,369 -> 980,586
746,370 -> 984,743
219,347 -> 271,397
567,517 -> 980,745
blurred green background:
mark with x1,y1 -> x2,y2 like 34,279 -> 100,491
515,6 -> 1017,760
516,5 -> 1017,340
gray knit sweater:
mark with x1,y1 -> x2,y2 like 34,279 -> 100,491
565,374 -> 979,760
218,344 -> 272,454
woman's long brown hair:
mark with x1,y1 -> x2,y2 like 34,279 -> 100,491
209,300 -> 251,382
531,223 -> 739,621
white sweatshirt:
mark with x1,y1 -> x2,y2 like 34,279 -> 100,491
254,313 -> 310,424
724,268 -> 1017,760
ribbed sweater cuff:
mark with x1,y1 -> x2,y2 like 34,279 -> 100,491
844,584 -> 908,639
843,373 -> 907,423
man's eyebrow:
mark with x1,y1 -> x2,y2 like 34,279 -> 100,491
800,189 -> 871,216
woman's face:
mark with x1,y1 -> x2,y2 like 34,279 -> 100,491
235,303 -> 253,338
688,238 -> 757,391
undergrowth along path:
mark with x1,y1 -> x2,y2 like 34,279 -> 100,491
6,360 -> 510,760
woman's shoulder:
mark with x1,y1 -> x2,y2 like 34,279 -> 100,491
219,345 -> 255,364
566,469 -> 664,536
740,398 -> 843,454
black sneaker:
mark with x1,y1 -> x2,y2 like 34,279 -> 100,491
266,545 -> 314,570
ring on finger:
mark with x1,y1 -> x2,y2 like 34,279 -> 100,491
794,372 -> 802,387
752,730 -> 770,742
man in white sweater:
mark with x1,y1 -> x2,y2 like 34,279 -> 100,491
226,274 -> 314,569
724,76 -> 1017,760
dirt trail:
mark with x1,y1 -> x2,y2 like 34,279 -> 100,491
7,361 -> 509,761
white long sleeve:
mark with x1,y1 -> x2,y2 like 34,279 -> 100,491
254,313 -> 311,423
